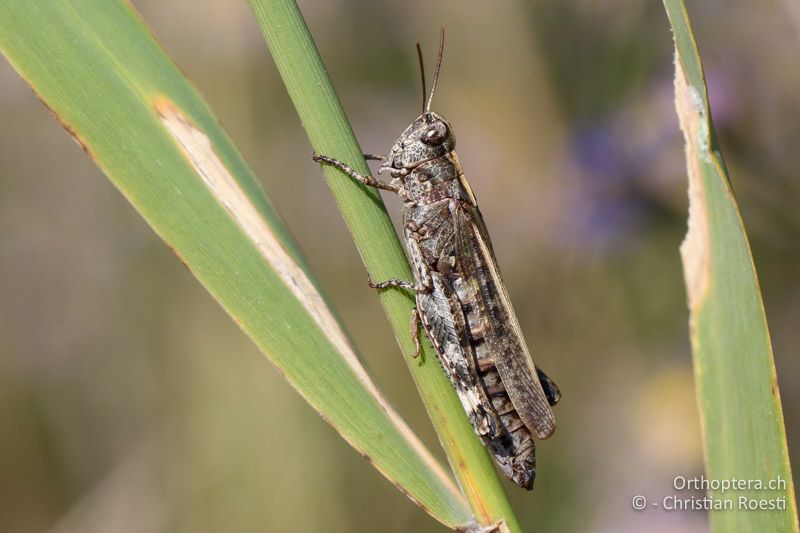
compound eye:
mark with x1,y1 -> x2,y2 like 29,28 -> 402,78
421,121 -> 448,146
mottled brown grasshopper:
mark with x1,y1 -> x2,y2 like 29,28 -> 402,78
313,30 -> 559,489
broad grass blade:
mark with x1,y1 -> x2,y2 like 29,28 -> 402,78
0,1 -> 472,527
664,2 -> 799,531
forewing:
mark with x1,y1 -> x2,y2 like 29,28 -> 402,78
452,201 -> 557,439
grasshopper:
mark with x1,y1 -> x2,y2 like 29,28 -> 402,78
313,30 -> 559,489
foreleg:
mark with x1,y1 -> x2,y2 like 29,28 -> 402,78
312,153 -> 400,194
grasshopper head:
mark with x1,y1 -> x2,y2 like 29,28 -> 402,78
385,111 -> 455,171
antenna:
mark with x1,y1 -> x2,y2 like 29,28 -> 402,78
425,28 -> 445,113
415,43 -> 426,115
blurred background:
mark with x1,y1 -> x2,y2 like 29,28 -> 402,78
1,1 -> 798,531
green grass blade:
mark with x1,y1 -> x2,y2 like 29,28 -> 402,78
663,2 -> 799,531
0,0 -> 472,526
246,0 -> 521,530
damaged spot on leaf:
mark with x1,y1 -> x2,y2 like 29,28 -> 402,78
153,96 -> 463,510
674,58 -> 712,313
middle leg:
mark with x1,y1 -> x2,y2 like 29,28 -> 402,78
409,307 -> 422,359
368,276 -> 426,292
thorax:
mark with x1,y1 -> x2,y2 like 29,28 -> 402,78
402,151 -> 476,207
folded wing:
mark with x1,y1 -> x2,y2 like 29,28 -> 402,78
452,201 -> 557,440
